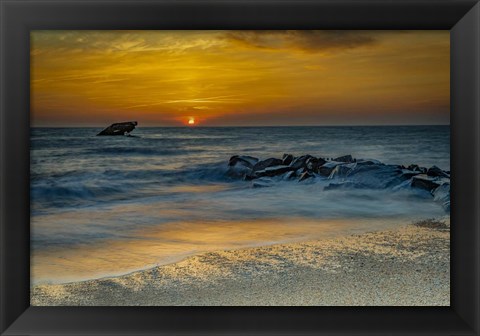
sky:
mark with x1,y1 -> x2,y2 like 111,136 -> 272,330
31,30 -> 449,127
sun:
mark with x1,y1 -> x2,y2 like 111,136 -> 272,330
188,118 -> 195,125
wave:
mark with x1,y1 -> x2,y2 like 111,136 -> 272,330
31,153 -> 450,218
84,147 -> 206,156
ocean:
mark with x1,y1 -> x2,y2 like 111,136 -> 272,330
30,125 -> 450,284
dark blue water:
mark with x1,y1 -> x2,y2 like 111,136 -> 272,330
30,126 -> 450,283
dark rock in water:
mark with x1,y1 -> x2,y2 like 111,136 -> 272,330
334,155 -> 354,163
224,153 -> 450,211
343,164 -> 412,189
356,159 -> 382,166
306,157 -> 326,173
228,155 -> 258,168
282,153 -> 294,166
227,164 -> 251,179
227,155 -> 258,178
328,162 -> 357,179
252,158 -> 283,172
290,155 -> 313,170
427,165 -> 450,178
97,121 -> 138,136
299,171 -> 314,182
283,170 -> 298,180
318,161 -> 344,176
408,164 -> 419,171
407,164 -> 427,173
432,183 -> 450,211
254,165 -> 294,178
400,169 -> 420,179
411,174 -> 444,192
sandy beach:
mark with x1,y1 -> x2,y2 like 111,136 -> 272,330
31,218 -> 449,306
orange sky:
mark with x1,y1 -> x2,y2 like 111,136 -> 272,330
31,30 -> 449,127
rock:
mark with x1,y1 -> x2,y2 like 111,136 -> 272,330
344,164 -> 412,189
282,170 -> 298,180
432,183 -> 450,211
411,174 -> 444,192
408,164 -> 420,171
228,155 -> 258,167
227,155 -> 258,178
225,154 -> 450,208
334,155 -> 354,163
427,166 -> 450,178
227,163 -> 252,178
357,159 -> 382,166
289,155 -> 313,170
252,158 -> 283,172
282,154 -> 294,166
328,162 -> 357,179
318,161 -> 344,176
400,169 -> 420,179
97,121 -> 138,136
306,157 -> 326,173
407,164 -> 427,173
254,165 -> 294,178
228,155 -> 258,168
298,171 -> 314,182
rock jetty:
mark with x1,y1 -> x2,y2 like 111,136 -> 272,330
227,153 -> 450,211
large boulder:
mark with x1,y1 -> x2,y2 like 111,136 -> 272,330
252,158 -> 283,172
282,154 -> 294,166
253,165 -> 294,178
282,170 -> 298,180
407,164 -> 427,174
411,174 -> 445,192
228,155 -> 258,168
328,162 -> 357,179
289,155 -> 313,170
427,165 -> 450,178
432,183 -> 450,212
356,159 -> 382,166
334,155 -> 354,163
227,155 -> 258,178
400,169 -> 419,179
298,171 -> 314,182
340,164 -> 411,189
318,161 -> 344,176
306,157 -> 326,173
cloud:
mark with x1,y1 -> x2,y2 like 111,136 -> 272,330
225,30 -> 377,53
31,31 -> 226,55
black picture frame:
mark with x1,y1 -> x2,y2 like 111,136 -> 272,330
1,0 -> 479,335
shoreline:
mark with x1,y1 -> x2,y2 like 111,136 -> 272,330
30,217 -> 411,286
31,218 -> 450,306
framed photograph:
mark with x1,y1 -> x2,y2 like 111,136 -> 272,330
1,0 -> 479,335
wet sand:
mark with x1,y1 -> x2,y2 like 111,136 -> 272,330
31,219 -> 450,306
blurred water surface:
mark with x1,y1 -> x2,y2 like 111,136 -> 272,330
30,125 -> 450,284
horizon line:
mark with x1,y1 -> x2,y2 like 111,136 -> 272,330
31,123 -> 451,128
